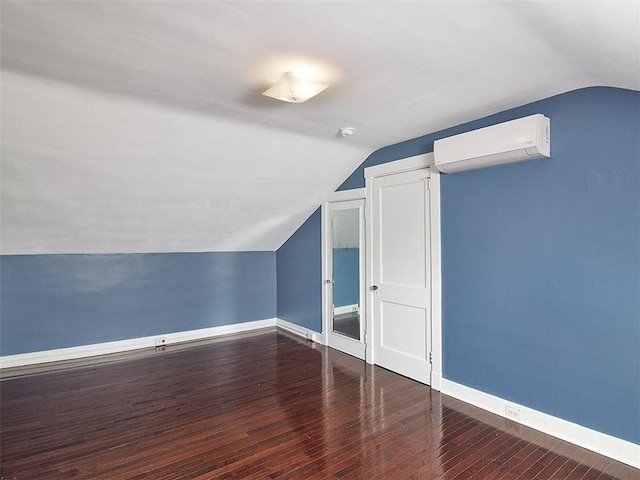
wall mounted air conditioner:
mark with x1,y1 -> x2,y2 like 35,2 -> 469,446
433,114 -> 550,173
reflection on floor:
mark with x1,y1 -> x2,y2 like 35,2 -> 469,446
333,312 -> 360,340
1,329 -> 637,479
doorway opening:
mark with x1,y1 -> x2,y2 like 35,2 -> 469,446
321,189 -> 366,360
364,153 -> 442,388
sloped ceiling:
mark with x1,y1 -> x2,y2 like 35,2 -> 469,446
1,1 -> 638,254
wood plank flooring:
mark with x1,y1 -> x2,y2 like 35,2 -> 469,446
1,329 -> 637,479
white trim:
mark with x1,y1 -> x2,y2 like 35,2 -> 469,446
321,200 -> 330,347
428,166 -> 442,391
276,318 -> 322,343
0,318 -> 325,370
363,154 -> 442,390
333,304 -> 358,315
441,378 -> 640,469
321,188 -> 366,354
365,178 -> 375,365
364,153 -> 434,179
0,318 -> 326,369
324,188 -> 365,203
365,346 -> 374,364
321,198 -> 329,347
0,318 -> 277,369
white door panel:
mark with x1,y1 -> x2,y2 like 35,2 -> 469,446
380,301 -> 427,358
371,168 -> 431,384
378,180 -> 428,289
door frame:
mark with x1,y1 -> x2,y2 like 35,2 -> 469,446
321,188 -> 367,358
364,153 -> 442,390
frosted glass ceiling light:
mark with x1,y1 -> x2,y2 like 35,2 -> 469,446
262,72 -> 329,103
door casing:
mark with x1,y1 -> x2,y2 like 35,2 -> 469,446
321,188 -> 367,360
364,154 -> 442,390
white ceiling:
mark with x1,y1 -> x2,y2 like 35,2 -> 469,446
1,1 -> 638,254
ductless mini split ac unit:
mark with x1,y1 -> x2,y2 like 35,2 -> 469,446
434,114 -> 551,173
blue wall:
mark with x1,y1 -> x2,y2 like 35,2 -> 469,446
276,87 -> 639,444
438,87 -> 639,444
0,251 -> 276,355
276,208 -> 322,331
332,248 -> 359,307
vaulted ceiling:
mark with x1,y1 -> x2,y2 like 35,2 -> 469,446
1,1 -> 638,254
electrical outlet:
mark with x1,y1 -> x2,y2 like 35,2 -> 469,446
505,404 -> 521,420
155,337 -> 167,347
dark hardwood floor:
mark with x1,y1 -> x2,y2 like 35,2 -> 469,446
1,329 -> 637,479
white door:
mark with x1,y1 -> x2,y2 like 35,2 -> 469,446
370,168 -> 431,384
322,193 -> 366,360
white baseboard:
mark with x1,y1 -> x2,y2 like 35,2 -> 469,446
441,378 -> 640,469
276,318 -> 323,343
0,318 -> 277,369
5,324 -> 634,468
0,318 -> 323,370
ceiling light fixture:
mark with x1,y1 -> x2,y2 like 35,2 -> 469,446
262,72 -> 329,103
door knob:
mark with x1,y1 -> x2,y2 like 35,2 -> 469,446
371,285 -> 379,291
325,279 -> 333,284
